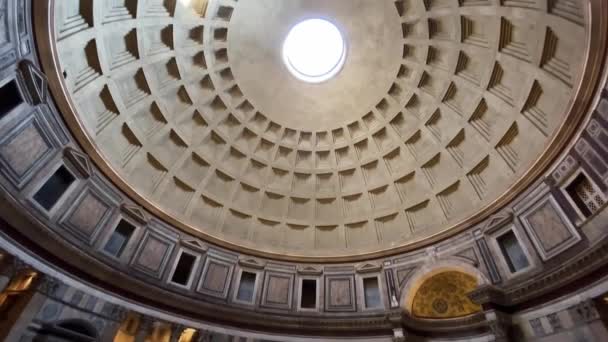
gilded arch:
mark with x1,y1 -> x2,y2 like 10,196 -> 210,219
400,260 -> 488,319
410,271 -> 482,319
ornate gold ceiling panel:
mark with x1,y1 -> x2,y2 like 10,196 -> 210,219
412,271 -> 481,319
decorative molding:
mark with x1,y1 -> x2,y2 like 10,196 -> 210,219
468,285 -> 508,306
12,257 -> 32,272
391,327 -> 406,342
471,236 -> 608,307
385,269 -> 400,308
568,299 -> 601,324
238,257 -> 266,269
355,262 -> 382,274
63,147 -> 92,178
483,211 -> 513,234
395,266 -> 417,289
485,310 -> 512,341
550,155 -> 579,186
17,59 -> 48,105
37,275 -> 61,297
452,247 -> 479,266
120,203 -> 149,225
401,311 -> 487,334
297,265 -> 323,275
181,239 -> 208,252
474,229 -> 502,284
99,302 -> 127,322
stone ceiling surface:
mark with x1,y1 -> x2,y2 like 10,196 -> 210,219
50,0 -> 589,257
229,0 -> 403,131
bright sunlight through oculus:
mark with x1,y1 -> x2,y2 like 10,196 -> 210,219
283,19 -> 346,83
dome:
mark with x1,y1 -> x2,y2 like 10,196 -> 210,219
3,0 -> 608,341
48,0 -> 589,259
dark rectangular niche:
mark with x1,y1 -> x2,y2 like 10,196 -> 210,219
236,271 -> 256,303
497,230 -> 530,273
103,220 -> 135,257
565,173 -> 598,218
33,166 -> 75,211
363,277 -> 381,309
0,80 -> 23,118
300,279 -> 317,309
171,252 -> 196,286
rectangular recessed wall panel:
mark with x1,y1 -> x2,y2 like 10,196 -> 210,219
520,195 -> 580,260
59,185 -> 115,245
198,256 -> 234,299
131,229 -> 175,279
325,274 -> 356,312
0,113 -> 58,188
261,272 -> 294,310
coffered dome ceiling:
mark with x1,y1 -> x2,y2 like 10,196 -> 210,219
50,0 -> 590,258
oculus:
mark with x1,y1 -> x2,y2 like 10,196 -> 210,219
283,19 -> 346,83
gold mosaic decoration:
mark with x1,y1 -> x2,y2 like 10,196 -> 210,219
411,271 -> 481,319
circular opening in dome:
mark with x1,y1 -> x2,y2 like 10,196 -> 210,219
283,19 -> 346,83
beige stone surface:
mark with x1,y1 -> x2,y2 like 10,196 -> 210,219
50,0 -> 590,256
0,123 -> 48,176
266,275 -> 290,305
527,201 -> 572,252
329,278 -> 353,307
136,235 -> 168,272
229,0 -> 402,131
66,192 -> 108,236
202,262 -> 229,293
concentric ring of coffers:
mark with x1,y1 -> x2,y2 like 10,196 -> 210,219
51,0 -> 589,257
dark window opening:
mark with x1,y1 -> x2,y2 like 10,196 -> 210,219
236,272 -> 256,303
300,279 -> 317,309
497,230 -> 530,273
566,173 -> 605,218
0,80 -> 23,117
171,252 -> 196,285
33,166 -> 75,210
103,220 -> 135,257
56,319 -> 98,338
363,277 -> 382,309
